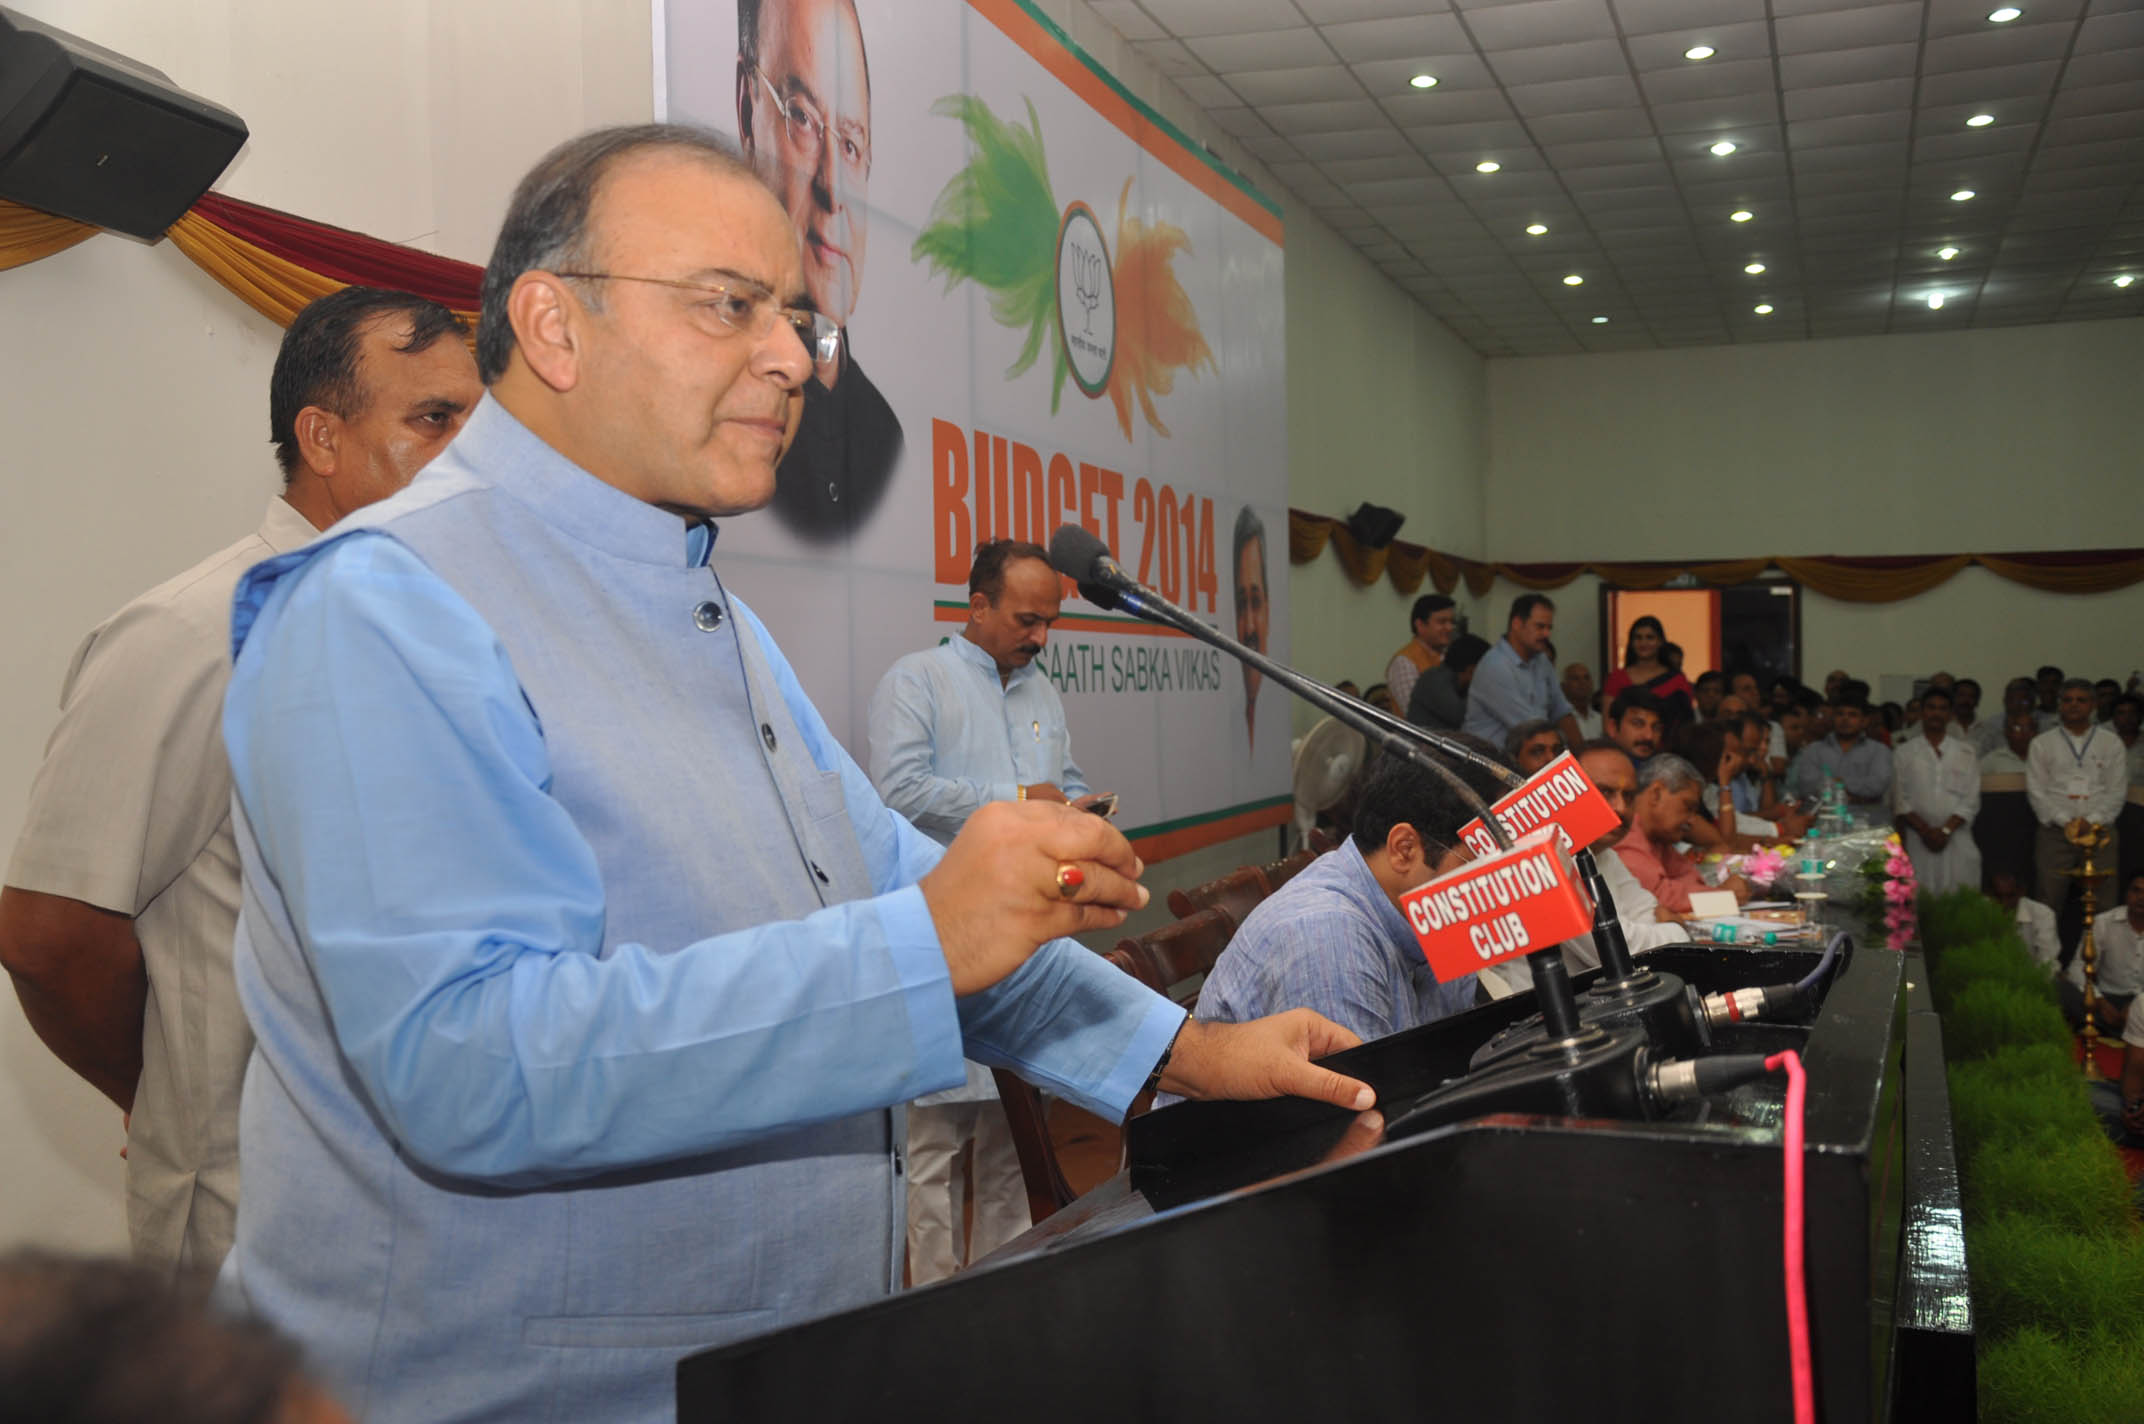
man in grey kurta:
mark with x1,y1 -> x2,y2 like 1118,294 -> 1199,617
217,126 -> 1373,1424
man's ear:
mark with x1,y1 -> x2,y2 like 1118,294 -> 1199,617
293,405 -> 340,480
968,590 -> 990,621
1384,820 -> 1421,876
508,272 -> 582,394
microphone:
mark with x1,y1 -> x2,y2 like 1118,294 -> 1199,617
1047,523 -> 1130,595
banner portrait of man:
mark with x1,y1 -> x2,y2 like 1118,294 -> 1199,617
735,0 -> 904,541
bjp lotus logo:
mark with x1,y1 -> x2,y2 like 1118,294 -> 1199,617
913,95 -> 1213,439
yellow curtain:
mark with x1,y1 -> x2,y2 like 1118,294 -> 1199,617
165,210 -> 479,331
1976,554 -> 2144,596
0,198 -> 97,271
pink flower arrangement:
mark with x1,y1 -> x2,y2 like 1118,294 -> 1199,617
1743,846 -> 1788,888
1880,834 -> 1917,949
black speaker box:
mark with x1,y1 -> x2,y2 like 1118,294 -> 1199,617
0,8 -> 245,240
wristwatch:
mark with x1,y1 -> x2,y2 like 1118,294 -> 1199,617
1143,1019 -> 1186,1097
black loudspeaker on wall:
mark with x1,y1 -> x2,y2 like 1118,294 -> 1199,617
0,8 -> 246,241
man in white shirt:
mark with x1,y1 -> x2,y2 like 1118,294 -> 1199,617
2060,872 -> 2144,1037
1991,871 -> 2062,972
2027,678 -> 2129,912
1893,685 -> 1982,893
1564,662 -> 1601,739
0,288 -> 482,1276
868,539 -> 1103,1282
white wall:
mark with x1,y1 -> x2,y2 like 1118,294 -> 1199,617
1283,202 -> 1491,734
0,0 -> 650,1256
1483,319 -> 2144,696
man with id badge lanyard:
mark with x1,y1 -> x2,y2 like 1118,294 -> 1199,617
2028,677 -> 2129,914
868,539 -> 1113,1280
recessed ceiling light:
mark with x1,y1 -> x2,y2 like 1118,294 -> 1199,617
1685,45 -> 1716,60
2117,275 -> 2136,289
1951,189 -> 1976,201
1410,73 -> 1439,89
1592,316 -> 1609,324
1753,303 -> 1774,315
1744,262 -> 1766,274
1988,7 -> 2022,22
1476,159 -> 1501,173
1710,140 -> 1738,156
1562,274 -> 1584,286
1938,246 -> 1961,260
1525,223 -> 1549,235
1927,292 -> 1946,309
1966,113 -> 1995,127
1730,209 -> 1754,222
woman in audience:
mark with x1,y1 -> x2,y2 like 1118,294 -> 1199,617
1602,617 -> 1695,731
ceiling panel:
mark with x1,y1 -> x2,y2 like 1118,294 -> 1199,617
1089,0 -> 2144,354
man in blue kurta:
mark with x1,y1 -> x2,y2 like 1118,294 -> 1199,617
869,538 -> 1102,1281
218,125 -> 1373,1424
1192,753 -> 1489,1043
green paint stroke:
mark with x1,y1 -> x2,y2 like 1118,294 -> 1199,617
911,95 -> 1072,410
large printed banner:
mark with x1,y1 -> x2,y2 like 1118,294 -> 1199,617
659,0 -> 1290,859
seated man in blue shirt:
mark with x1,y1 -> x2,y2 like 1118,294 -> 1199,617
1786,683 -> 1893,812
1194,752 -> 1501,1043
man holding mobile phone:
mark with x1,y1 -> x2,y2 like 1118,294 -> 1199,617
867,539 -> 1108,1280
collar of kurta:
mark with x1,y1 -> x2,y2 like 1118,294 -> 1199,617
947,626 -> 1033,692
465,394 -> 717,568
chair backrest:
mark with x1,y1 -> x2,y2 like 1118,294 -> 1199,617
1165,864 -> 1270,925
1261,845 -> 1325,894
1118,906 -> 1236,1007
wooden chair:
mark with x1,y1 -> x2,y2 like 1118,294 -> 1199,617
1123,906 -> 1238,1007
993,908 -> 1239,1224
1165,863 -> 1269,925
1260,845 -> 1322,894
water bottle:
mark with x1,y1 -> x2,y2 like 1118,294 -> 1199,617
1715,924 -> 1781,946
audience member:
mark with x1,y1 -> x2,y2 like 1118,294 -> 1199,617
2097,678 -> 2123,725
1407,633 -> 1490,734
1505,719 -> 1562,777
1605,687 -> 1666,765
2058,871 -> 2144,1038
1383,594 -> 1456,715
2114,694 -> 2144,778
1823,669 -> 1849,701
2028,677 -> 2127,913
1766,675 -> 1798,722
1601,617 -> 1694,730
1462,594 -> 1581,749
1975,709 -> 2040,890
1729,672 -> 1762,709
1892,685 -> 1982,893
1990,870 -> 2061,972
0,288 -> 480,1279
1952,677 -> 1989,754
1874,701 -> 1904,746
2035,664 -> 2064,729
1785,686 -> 1893,811
1731,709 -> 1809,837
1693,671 -> 1725,721
1365,683 -> 1400,718
1563,662 -> 1600,738
1191,752 -> 1494,1042
1614,755 -> 1752,914
868,538 -> 1101,1282
1572,742 -> 1691,954
1670,719 -> 1754,852
0,1251 -> 353,1424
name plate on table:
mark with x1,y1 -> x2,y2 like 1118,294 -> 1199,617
1401,827 -> 1597,980
1457,753 -> 1622,859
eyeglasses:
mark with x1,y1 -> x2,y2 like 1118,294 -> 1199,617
554,271 -> 841,367
753,66 -> 871,182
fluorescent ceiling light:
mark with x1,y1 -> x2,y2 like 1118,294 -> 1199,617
1966,113 -> 1995,127
1591,316 -> 1609,324
1988,7 -> 2022,22
1410,74 -> 1438,89
1476,160 -> 1501,173
1562,274 -> 1584,286
1684,45 -> 1715,59
1730,209 -> 1754,222
1927,292 -> 1945,309
1938,247 -> 1961,260
1753,304 -> 1773,315
1951,189 -> 1976,201
1710,140 -> 1737,156
1525,223 -> 1548,235
1744,262 -> 1766,274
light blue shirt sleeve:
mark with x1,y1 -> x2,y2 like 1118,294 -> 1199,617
867,656 -> 1018,838
227,535 -> 1177,1184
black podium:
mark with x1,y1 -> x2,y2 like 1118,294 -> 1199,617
677,937 -> 1972,1422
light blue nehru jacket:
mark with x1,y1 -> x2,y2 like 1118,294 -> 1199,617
219,396 -> 1182,1424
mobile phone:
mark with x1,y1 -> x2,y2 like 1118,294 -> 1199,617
1084,792 -> 1119,819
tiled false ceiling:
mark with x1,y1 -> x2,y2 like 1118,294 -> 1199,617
1086,0 -> 2144,354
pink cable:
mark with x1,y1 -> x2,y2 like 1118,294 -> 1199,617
1766,1050 -> 1814,1424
